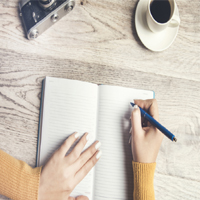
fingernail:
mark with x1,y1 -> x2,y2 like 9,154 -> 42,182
129,127 -> 132,134
95,141 -> 101,150
96,151 -> 102,159
86,133 -> 90,141
74,132 -> 80,138
133,105 -> 138,110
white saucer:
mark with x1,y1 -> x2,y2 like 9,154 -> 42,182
135,0 -> 179,52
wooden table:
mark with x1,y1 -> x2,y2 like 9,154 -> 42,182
0,0 -> 200,199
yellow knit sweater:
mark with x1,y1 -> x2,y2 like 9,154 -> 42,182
0,150 -> 42,200
0,150 -> 156,200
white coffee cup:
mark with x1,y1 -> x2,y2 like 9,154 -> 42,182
146,0 -> 180,33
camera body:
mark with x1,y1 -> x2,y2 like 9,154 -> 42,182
19,0 -> 75,39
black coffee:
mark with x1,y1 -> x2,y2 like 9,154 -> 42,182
150,0 -> 171,23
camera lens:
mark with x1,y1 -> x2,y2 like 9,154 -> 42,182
39,0 -> 57,10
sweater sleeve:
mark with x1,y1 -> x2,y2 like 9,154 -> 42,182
0,150 -> 42,200
132,161 -> 156,200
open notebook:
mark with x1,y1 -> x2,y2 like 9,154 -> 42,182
36,77 -> 154,200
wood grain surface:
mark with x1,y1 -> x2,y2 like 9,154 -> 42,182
0,0 -> 200,199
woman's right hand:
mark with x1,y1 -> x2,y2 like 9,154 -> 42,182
131,99 -> 164,163
38,132 -> 102,200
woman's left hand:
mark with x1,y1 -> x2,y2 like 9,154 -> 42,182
38,132 -> 101,200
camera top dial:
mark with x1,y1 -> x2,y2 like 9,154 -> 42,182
39,0 -> 57,10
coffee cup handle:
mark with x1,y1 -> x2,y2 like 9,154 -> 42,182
169,5 -> 180,27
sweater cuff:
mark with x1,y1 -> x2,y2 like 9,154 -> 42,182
0,150 -> 42,200
132,161 -> 156,200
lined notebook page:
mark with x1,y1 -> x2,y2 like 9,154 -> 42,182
94,85 -> 154,200
38,77 -> 98,199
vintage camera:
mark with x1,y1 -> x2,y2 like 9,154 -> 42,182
19,0 -> 75,39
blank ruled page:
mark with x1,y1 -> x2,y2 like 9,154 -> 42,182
38,77 -> 98,199
94,85 -> 154,200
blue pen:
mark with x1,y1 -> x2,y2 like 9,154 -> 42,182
130,102 -> 177,142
